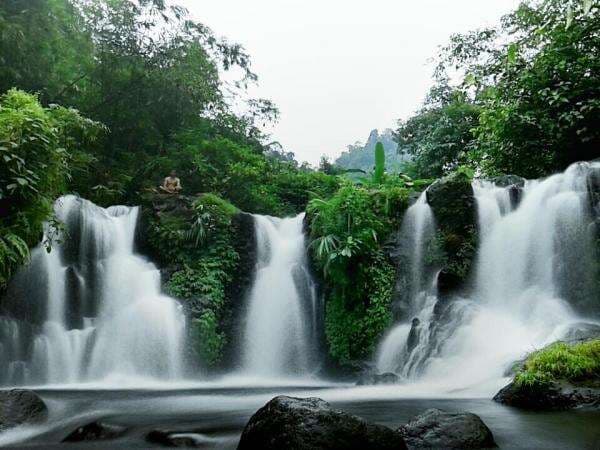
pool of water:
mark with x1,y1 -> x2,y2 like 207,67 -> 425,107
1,383 -> 599,449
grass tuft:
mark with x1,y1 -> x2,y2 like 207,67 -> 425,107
514,340 -> 600,388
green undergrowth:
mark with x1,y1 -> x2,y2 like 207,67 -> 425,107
0,89 -> 102,289
515,340 -> 600,388
146,193 -> 240,368
307,176 -> 415,365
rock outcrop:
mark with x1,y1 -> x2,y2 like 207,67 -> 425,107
398,408 -> 497,449
426,171 -> 477,298
0,389 -> 47,431
237,396 -> 407,450
493,380 -> 600,410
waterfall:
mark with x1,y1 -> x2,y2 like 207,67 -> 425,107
241,213 -> 320,377
376,162 -> 600,390
0,195 -> 186,386
376,191 -> 436,374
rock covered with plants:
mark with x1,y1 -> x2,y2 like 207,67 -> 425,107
494,340 -> 600,410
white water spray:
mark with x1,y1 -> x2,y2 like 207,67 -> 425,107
376,162 -> 600,391
0,195 -> 186,386
376,191 -> 436,374
241,214 -> 319,377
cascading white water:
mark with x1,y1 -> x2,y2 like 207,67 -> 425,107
375,162 -> 600,391
0,195 -> 186,386
241,213 -> 319,377
376,191 -> 436,374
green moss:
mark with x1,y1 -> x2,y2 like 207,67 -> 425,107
426,168 -> 478,290
196,193 -> 239,218
515,340 -> 600,388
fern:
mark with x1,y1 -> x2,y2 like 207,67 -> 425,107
0,232 -> 30,287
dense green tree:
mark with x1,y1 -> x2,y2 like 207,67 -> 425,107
395,89 -> 480,179
0,90 -> 102,288
424,0 -> 600,178
0,0 -> 281,205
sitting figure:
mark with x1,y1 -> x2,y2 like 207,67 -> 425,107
160,170 -> 182,194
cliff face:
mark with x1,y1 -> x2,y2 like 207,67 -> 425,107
426,170 -> 478,298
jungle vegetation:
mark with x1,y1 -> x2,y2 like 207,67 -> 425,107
1,0 -> 599,367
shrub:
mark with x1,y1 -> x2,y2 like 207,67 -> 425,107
0,89 -> 102,289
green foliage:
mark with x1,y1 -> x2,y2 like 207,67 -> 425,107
0,89 -> 101,288
398,0 -> 600,178
192,311 -> 226,368
307,178 -> 413,364
373,142 -> 385,183
395,89 -> 480,178
143,133 -> 339,216
0,0 -> 283,206
147,193 -> 240,368
0,233 -> 29,287
515,340 -> 600,388
324,255 -> 395,363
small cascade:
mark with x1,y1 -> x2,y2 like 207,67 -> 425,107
376,161 -> 600,390
0,195 -> 186,386
376,191 -> 436,374
241,214 -> 320,377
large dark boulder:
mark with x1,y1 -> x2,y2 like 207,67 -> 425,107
493,380 -> 600,410
63,421 -> 128,442
237,396 -> 407,450
0,389 -> 47,431
398,408 -> 496,449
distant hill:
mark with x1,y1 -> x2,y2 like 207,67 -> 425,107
334,129 -> 409,173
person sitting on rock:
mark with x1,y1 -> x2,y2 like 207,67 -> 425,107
160,170 -> 182,194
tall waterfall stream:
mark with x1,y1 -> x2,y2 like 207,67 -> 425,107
241,213 -> 320,378
0,195 -> 186,386
376,161 -> 600,391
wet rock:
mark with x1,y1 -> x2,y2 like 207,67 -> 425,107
237,396 -> 407,450
426,171 -> 477,297
398,408 -> 496,448
0,389 -> 47,431
491,174 -> 526,208
436,270 -> 463,297
63,421 -> 128,442
147,429 -> 209,447
493,381 -> 600,410
406,317 -> 421,354
562,322 -> 600,344
356,372 -> 399,386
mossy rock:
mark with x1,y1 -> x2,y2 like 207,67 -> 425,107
426,171 -> 477,296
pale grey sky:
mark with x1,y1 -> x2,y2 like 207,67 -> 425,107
180,0 -> 520,165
